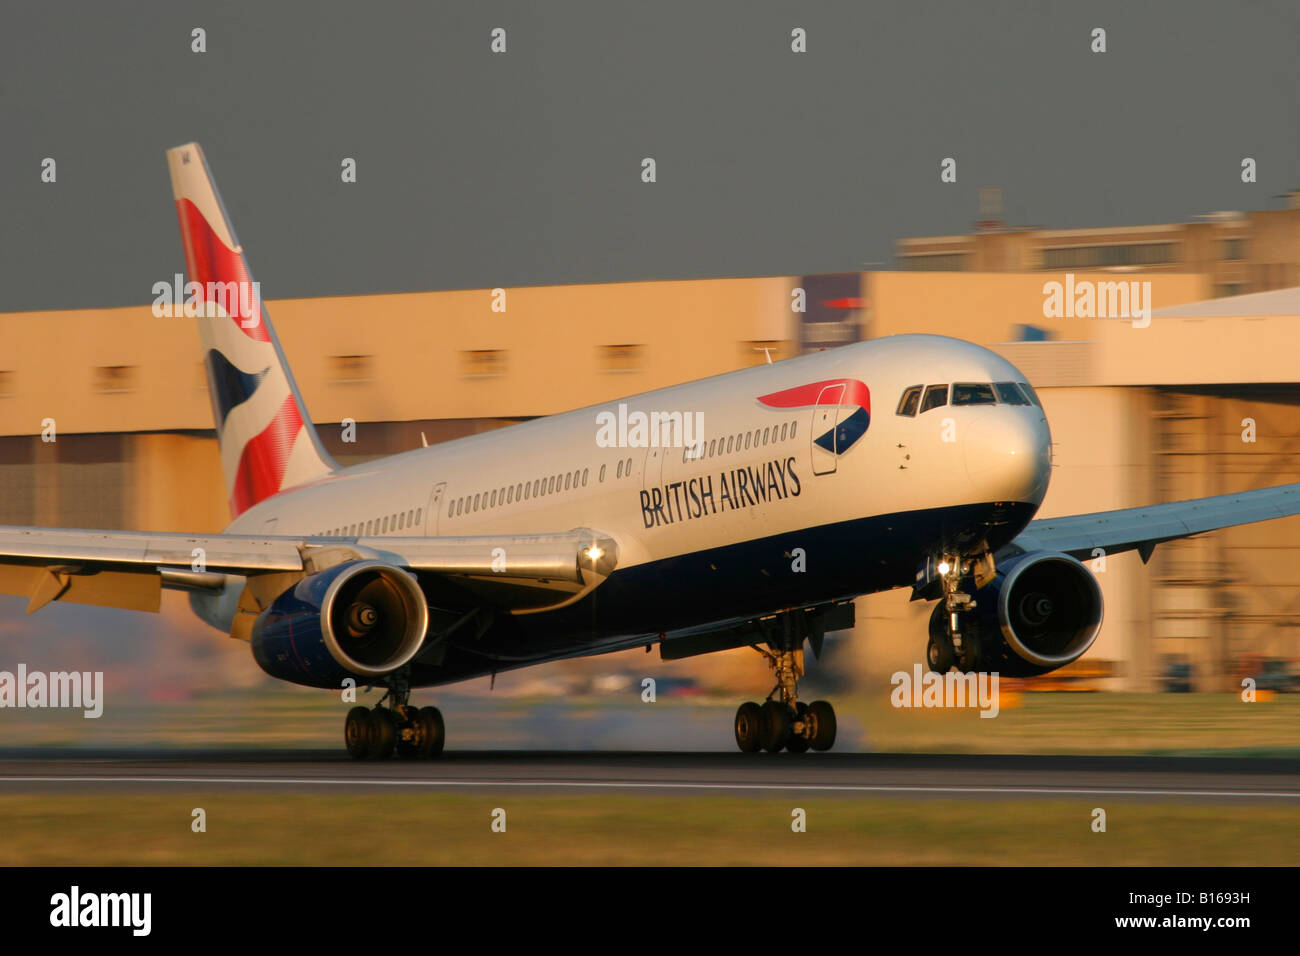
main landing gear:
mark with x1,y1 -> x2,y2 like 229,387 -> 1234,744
344,679 -> 444,760
733,645 -> 837,754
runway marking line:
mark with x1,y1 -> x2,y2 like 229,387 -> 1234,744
0,775 -> 1297,799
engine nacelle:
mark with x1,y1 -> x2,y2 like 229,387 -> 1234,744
251,560 -> 429,689
973,551 -> 1104,676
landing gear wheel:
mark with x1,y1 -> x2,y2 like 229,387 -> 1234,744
734,701 -> 763,753
808,700 -> 837,752
759,700 -> 791,753
927,635 -> 955,674
786,702 -> 811,753
394,705 -> 420,759
369,706 -> 397,759
415,706 -> 445,758
344,706 -> 372,759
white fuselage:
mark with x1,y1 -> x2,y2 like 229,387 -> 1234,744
229,333 -> 1050,571
205,333 -> 1054,682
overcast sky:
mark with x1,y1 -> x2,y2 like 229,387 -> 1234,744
2,0 -> 1298,312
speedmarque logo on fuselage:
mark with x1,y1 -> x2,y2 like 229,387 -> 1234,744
758,379 -> 871,456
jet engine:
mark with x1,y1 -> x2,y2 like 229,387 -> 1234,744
963,551 -> 1104,676
251,560 -> 429,688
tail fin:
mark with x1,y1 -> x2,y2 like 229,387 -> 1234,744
165,143 -> 336,518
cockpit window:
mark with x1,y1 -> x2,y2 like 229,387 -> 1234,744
896,385 -> 923,416
952,383 -> 997,406
919,384 -> 948,413
1019,382 -> 1043,407
994,382 -> 1030,405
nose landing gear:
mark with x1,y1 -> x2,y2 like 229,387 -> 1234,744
925,552 -> 993,673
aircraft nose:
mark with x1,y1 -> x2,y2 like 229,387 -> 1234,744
962,408 -> 1051,504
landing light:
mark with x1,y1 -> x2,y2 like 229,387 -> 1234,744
937,561 -> 951,575
586,546 -> 603,561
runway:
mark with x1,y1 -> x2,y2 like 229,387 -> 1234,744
0,750 -> 1297,801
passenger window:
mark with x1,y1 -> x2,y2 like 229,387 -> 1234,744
415,508 -> 422,524
726,436 -> 734,453
790,420 -> 797,438
582,467 -> 589,486
994,382 -> 1030,405
896,385 -> 923,416
616,460 -> 623,478
763,427 -> 770,444
599,464 -> 606,482
952,383 -> 997,406
920,385 -> 949,413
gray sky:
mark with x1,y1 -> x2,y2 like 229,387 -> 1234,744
2,0 -> 1298,312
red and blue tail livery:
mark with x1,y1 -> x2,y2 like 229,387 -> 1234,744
166,144 -> 336,517
757,379 -> 871,455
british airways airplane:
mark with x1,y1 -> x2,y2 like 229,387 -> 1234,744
4,143 -> 1300,758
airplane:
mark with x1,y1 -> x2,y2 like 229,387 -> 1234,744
4,142 -> 1300,758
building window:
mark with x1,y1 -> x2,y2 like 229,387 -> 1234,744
1220,238 -> 1245,261
328,354 -> 373,384
460,349 -> 507,377
1040,242 -> 1176,270
598,343 -> 645,373
93,365 -> 138,393
897,252 -> 968,272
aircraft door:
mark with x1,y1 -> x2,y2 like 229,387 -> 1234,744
424,481 -> 445,535
811,383 -> 845,476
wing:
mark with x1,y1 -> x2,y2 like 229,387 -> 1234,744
1002,482 -> 1300,563
0,525 -> 618,616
